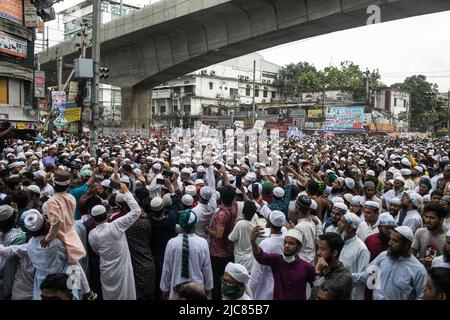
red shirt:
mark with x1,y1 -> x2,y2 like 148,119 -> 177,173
364,233 -> 387,262
209,201 -> 237,258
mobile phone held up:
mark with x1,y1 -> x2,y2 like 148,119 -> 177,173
156,178 -> 165,185
236,175 -> 242,189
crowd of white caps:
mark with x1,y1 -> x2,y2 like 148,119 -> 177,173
0,130 -> 449,300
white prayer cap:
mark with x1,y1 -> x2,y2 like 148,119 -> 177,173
195,179 -> 205,186
120,176 -> 130,184
400,168 -> 412,176
185,185 -> 197,196
153,163 -> 162,170
378,213 -> 396,226
332,196 -> 345,204
378,160 -> 386,167
24,150 -> 34,157
133,168 -> 142,175
24,210 -> 45,232
343,193 -> 354,204
344,178 -> 355,190
343,212 -> 360,229
310,199 -> 317,210
225,262 -> 250,285
286,228 -> 303,244
170,167 -> 180,176
245,172 -> 257,182
333,202 -> 348,213
91,205 -> 107,217
181,194 -> 194,207
0,205 -> 14,222
268,210 -> 286,227
422,194 -> 431,203
33,170 -> 46,179
364,201 -> 380,211
101,179 -> 111,188
394,226 -> 414,242
150,197 -> 164,212
394,175 -> 405,183
351,196 -> 365,207
273,187 -> 285,198
366,170 -> 376,177
199,186 -> 212,201
181,168 -> 190,174
162,194 -> 173,207
401,158 -> 411,167
414,166 -> 424,174
27,185 -> 41,195
196,165 -> 206,173
404,191 -> 423,209
388,197 -> 402,206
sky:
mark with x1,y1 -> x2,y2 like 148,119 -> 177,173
43,0 -> 450,92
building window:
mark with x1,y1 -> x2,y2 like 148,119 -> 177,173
101,1 -> 109,12
403,100 -> 406,108
394,98 -> 397,106
255,89 -> 259,97
184,105 -> 191,113
263,90 -> 267,98
174,105 -> 178,112
160,106 -> 166,114
152,107 -> 155,113
271,91 -> 276,99
209,82 -> 213,90
111,4 -> 120,15
230,88 -> 238,97
246,88 -> 250,96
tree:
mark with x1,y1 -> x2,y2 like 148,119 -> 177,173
297,70 -> 324,91
274,62 -> 318,101
399,75 -> 441,131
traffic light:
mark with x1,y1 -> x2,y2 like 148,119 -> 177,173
99,67 -> 109,79
31,0 -> 56,22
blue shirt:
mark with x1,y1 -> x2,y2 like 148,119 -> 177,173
268,186 -> 291,218
352,251 -> 428,300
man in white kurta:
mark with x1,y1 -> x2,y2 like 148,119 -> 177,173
338,212 -> 370,300
248,210 -> 287,300
160,210 -> 213,299
88,189 -> 141,300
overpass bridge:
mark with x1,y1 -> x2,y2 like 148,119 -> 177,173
38,0 -> 450,128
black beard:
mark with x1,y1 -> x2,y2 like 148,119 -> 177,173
387,249 -> 402,259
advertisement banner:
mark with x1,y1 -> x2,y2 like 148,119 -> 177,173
325,105 -> 365,132
0,0 -> 23,25
24,0 -> 37,27
307,109 -> 324,119
64,107 -> 82,123
253,120 -> 265,134
34,71 -> 45,97
52,91 -> 66,111
0,31 -> 27,58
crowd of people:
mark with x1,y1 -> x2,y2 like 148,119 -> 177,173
0,121 -> 449,300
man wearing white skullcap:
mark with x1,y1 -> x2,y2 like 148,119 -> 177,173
383,175 -> 405,206
229,201 -> 258,272
353,225 -> 428,300
88,184 -> 141,300
268,182 -> 291,218
324,202 -> 347,234
357,201 -> 380,242
398,191 -> 423,234
349,195 -> 365,222
251,226 -> 315,300
337,212 -> 370,300
222,262 -> 252,300
365,213 -> 397,263
293,195 -> 317,264
160,210 -> 213,300
192,184 -> 217,241
249,208 -> 287,300
431,229 -> 450,269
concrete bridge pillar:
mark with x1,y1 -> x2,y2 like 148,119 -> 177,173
121,86 -> 153,129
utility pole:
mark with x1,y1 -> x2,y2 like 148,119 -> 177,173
447,90 -> 450,136
91,0 -> 101,148
252,60 -> 256,124
57,49 -> 63,91
366,69 -> 378,133
120,0 -> 124,16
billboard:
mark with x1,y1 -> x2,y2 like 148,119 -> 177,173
34,71 -> 45,97
0,0 -> 23,25
0,31 -> 27,58
325,105 -> 365,132
52,91 -> 66,111
24,0 -> 37,27
307,109 -> 324,119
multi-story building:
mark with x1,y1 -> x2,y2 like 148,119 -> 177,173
151,53 -> 281,127
372,88 -> 410,132
0,0 -> 37,126
59,0 -> 141,126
